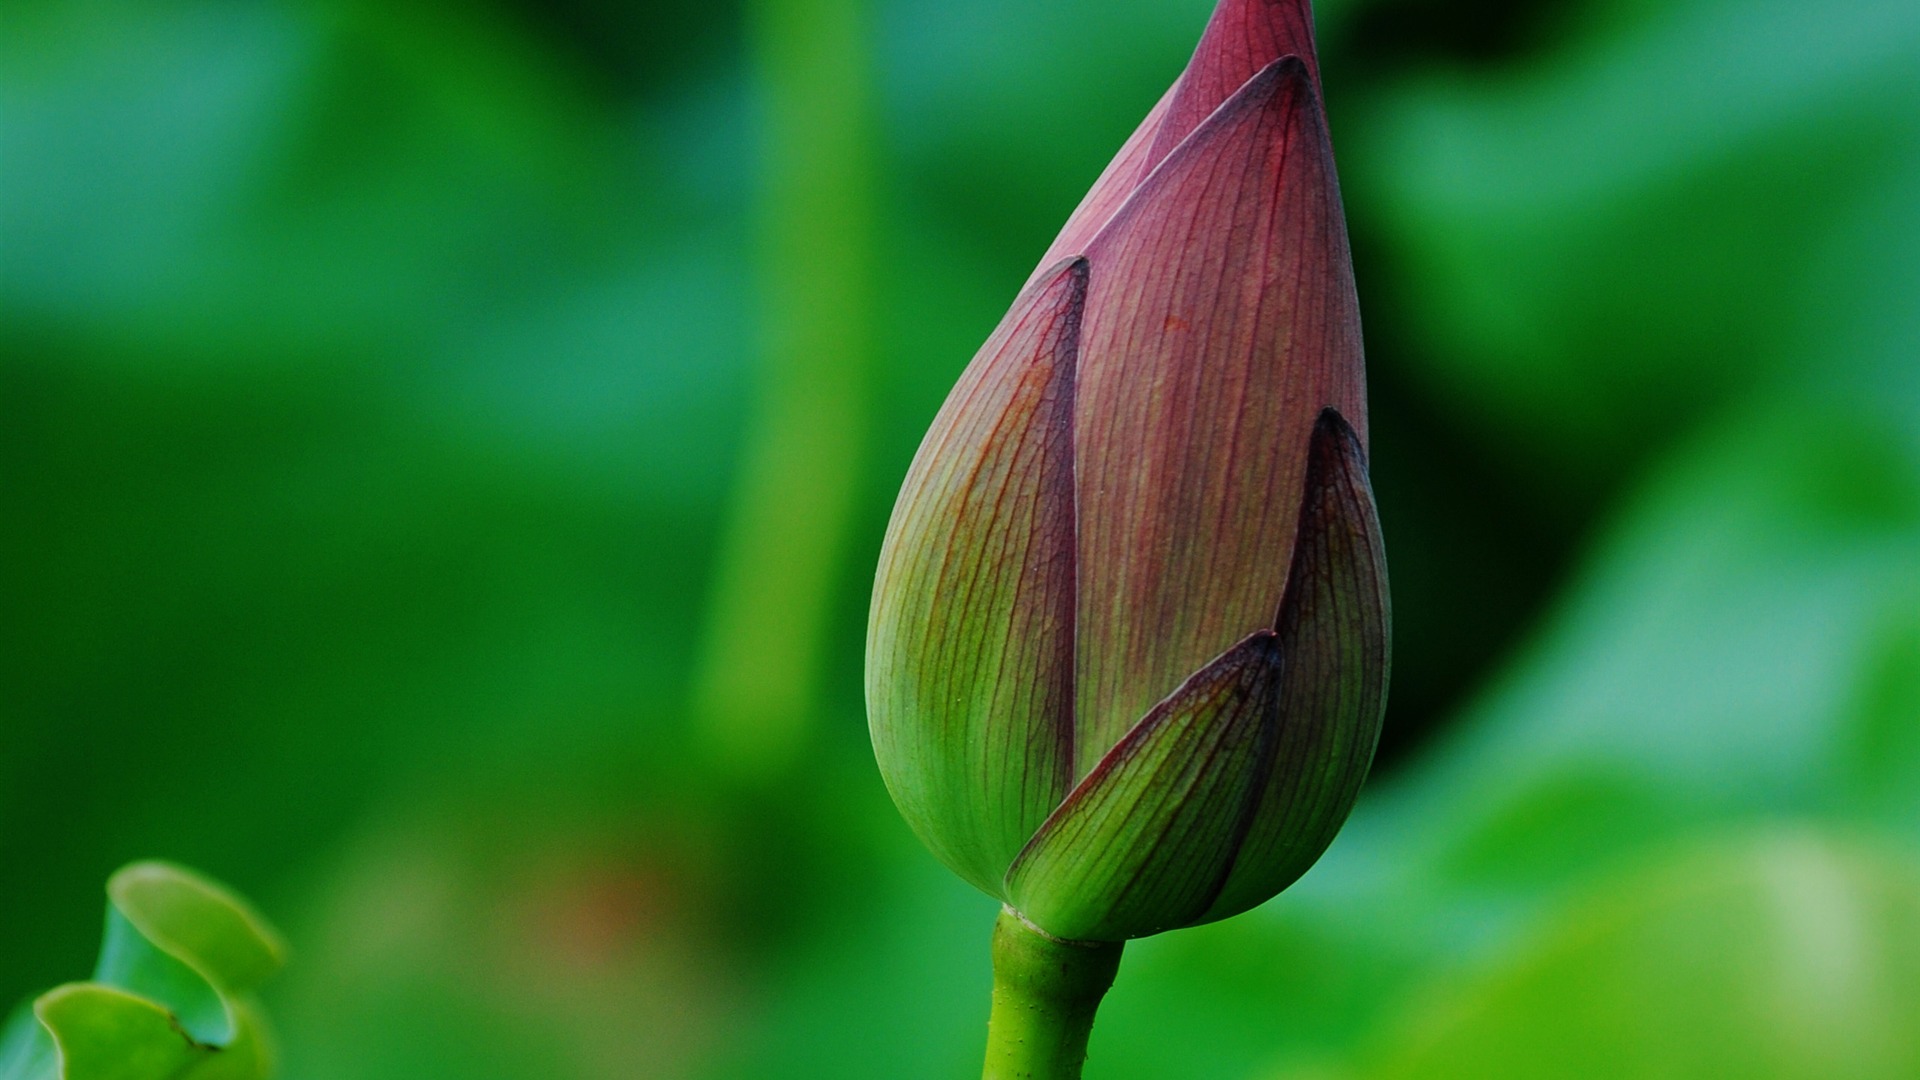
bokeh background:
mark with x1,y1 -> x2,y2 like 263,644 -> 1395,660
5,0 -> 1919,1076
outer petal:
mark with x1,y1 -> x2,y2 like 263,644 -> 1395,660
1004,632 -> 1282,942
1200,408 -> 1390,922
1071,56 -> 1365,769
867,258 -> 1087,895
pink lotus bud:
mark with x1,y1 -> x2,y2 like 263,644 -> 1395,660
868,0 -> 1388,943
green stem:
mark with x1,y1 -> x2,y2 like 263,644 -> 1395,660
982,908 -> 1125,1080
692,0 -> 877,778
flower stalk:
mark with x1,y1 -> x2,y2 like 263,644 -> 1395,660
981,909 -> 1124,1080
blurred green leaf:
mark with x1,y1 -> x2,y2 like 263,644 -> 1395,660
1363,830 -> 1920,1080
0,863 -> 285,1080
26,987 -> 210,1080
1841,606 -> 1920,825
1352,0 -> 1920,478
0,0 -> 751,997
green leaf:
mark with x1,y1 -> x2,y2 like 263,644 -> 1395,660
1840,601 -> 1920,825
1344,399 -> 1920,915
101,863 -> 284,1007
1365,830 -> 1920,1080
31,987 -> 211,1080
1006,632 -> 1283,942
1353,0 -> 1920,472
0,863 -> 284,1080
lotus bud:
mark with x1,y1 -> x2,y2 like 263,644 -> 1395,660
867,0 -> 1388,943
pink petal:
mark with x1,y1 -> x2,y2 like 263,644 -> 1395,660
1034,0 -> 1322,273
1148,0 -> 1321,170
1070,56 -> 1365,771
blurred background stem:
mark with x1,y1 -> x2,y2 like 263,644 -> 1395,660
691,0 -> 878,777
982,909 -> 1124,1080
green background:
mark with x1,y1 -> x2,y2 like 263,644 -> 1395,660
4,0 -> 1918,1076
